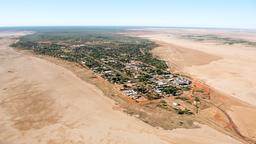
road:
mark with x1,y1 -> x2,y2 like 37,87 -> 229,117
0,32 -> 242,144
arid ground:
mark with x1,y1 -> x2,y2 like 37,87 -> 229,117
130,28 -> 256,143
133,28 -> 256,106
0,31 -> 245,144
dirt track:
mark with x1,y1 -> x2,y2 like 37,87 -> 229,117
0,31 -> 242,144
131,28 -> 256,143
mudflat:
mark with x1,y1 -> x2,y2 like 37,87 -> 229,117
0,32 -> 242,144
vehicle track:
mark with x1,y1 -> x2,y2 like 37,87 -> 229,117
202,99 -> 256,144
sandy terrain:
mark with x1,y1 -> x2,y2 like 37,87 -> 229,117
130,28 -> 256,143
228,106 -> 256,140
0,32 -> 243,144
137,29 -> 256,106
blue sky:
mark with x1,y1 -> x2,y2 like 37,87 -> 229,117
0,0 -> 255,29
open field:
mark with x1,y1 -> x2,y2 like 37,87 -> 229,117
0,31 -> 245,144
129,28 -> 256,143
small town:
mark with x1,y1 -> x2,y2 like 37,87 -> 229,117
2,1 -> 255,144
15,35 -> 192,101
12,33 -> 203,117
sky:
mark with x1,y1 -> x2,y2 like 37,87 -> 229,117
0,0 -> 255,29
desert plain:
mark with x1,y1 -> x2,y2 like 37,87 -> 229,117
0,29 -> 255,144
131,28 -> 256,143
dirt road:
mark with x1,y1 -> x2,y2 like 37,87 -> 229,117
0,32 -> 241,144
130,28 -> 256,143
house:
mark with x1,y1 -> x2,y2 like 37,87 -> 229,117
122,89 -> 138,97
80,61 -> 86,65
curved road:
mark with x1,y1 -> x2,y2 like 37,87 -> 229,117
0,32 -> 242,144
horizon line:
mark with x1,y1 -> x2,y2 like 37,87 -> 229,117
0,25 -> 255,31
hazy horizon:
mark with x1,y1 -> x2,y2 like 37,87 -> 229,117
1,26 -> 256,32
1,0 -> 255,29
